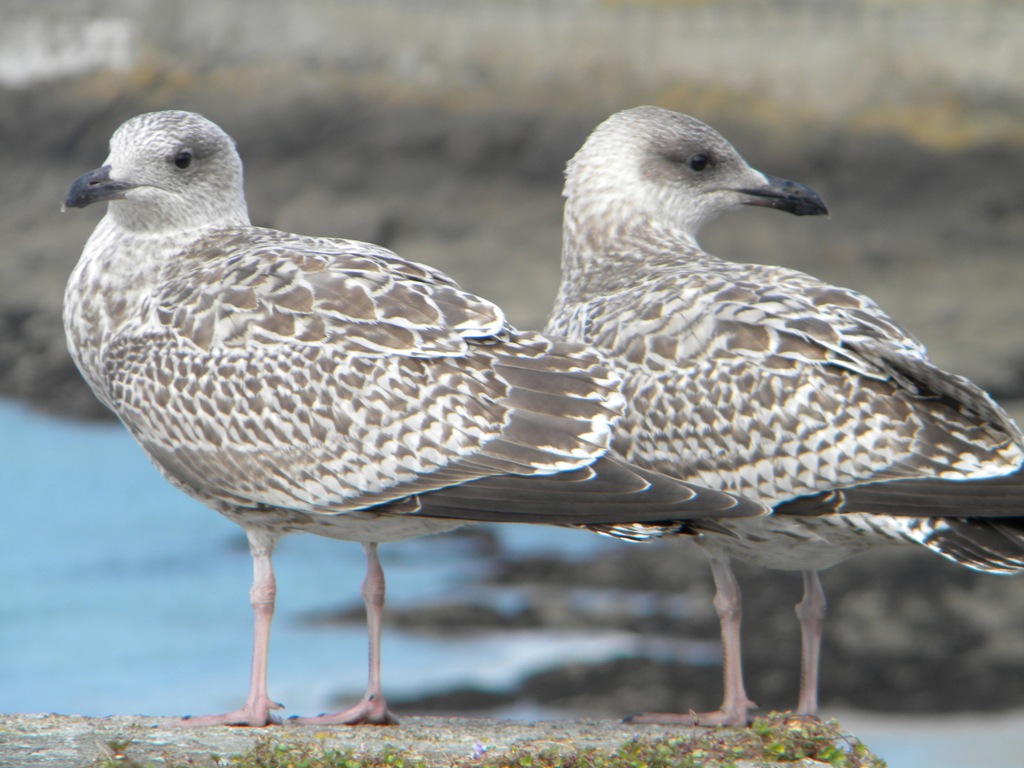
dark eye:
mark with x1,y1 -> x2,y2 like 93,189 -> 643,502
173,150 -> 193,170
688,153 -> 709,171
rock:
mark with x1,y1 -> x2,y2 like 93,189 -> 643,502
0,712 -> 880,768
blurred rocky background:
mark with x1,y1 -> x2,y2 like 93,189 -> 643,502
3,0 -> 1024,718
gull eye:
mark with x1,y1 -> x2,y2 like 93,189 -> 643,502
688,153 -> 709,172
173,150 -> 193,170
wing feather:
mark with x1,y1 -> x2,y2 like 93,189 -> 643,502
552,261 -> 1023,504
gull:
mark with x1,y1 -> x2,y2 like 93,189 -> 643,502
546,105 -> 1024,725
61,110 -> 765,727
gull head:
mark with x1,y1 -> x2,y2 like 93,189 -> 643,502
63,110 -> 249,234
564,106 -> 828,241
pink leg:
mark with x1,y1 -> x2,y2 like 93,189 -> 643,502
291,542 -> 398,725
627,554 -> 756,726
795,570 -> 826,716
179,529 -> 284,727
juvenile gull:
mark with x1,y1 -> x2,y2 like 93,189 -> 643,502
546,106 -> 1024,725
61,110 -> 765,727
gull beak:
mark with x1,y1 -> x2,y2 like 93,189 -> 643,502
736,174 -> 829,217
62,165 -> 137,211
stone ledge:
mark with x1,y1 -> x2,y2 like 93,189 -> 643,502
0,713 -> 875,767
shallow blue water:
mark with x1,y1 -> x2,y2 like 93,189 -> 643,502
2,398 -> 1021,766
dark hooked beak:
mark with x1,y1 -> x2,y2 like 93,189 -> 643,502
736,174 -> 829,217
62,165 -> 137,211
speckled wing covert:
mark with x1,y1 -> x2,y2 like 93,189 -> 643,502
552,260 -> 1024,510
105,227 -> 759,525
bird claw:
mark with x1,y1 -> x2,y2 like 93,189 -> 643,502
288,695 -> 398,726
176,699 -> 284,727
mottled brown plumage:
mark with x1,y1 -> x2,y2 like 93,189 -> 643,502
546,106 -> 1024,724
62,110 -> 764,727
